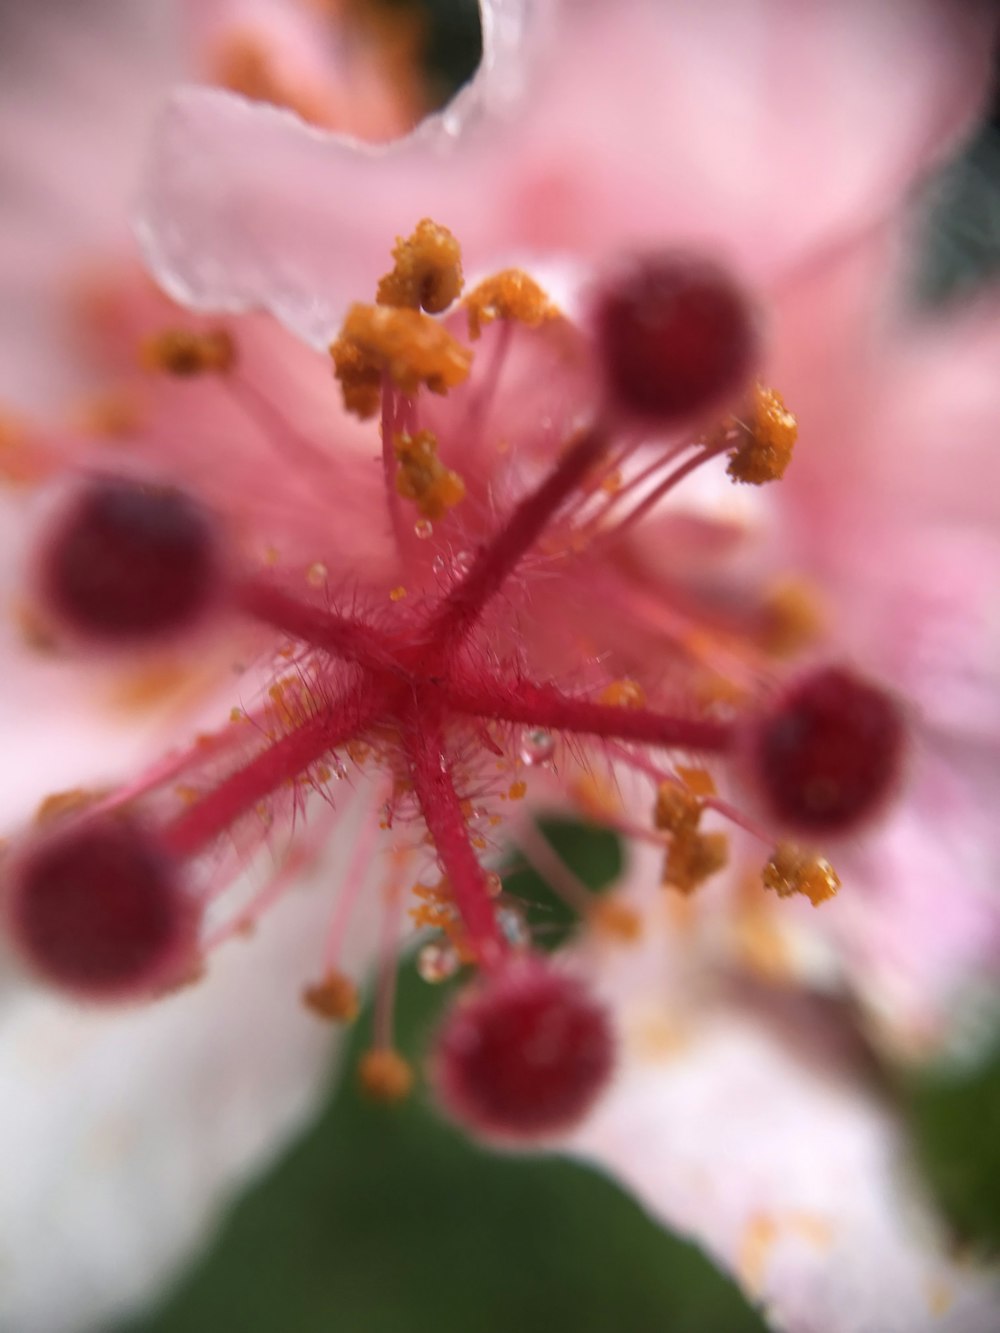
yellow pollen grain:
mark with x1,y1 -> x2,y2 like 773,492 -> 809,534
663,831 -> 729,896
508,779 -> 527,801
464,269 -> 561,340
302,971 -> 360,1023
599,678 -> 646,709
330,303 -> 472,419
376,218 -> 464,314
140,328 -> 235,377
762,843 -> 841,907
726,383 -> 798,485
358,1048 -> 414,1102
306,561 -> 328,588
389,585 -> 408,602
393,428 -> 466,520
738,1213 -> 779,1296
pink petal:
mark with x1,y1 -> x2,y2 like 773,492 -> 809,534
567,860 -> 1000,1332
137,0 -> 998,347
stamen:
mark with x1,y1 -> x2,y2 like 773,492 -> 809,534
303,971 -> 361,1022
762,843 -> 841,907
375,218 -> 463,313
726,384 -> 798,485
37,476 -> 220,643
393,428 -> 466,519
330,304 -> 472,419
464,270 -> 560,340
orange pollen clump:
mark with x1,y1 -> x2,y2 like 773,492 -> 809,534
762,843 -> 841,907
726,383 -> 798,485
302,971 -> 360,1022
358,1048 -> 414,1102
330,303 -> 472,418
410,880 -> 476,962
393,429 -> 466,519
663,830 -> 729,895
464,269 -> 561,340
599,678 -> 646,709
376,218 -> 464,313
140,328 -> 235,377
75,390 -> 144,441
653,781 -> 702,835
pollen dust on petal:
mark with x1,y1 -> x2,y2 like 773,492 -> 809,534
925,1277 -> 954,1318
34,788 -> 103,826
626,1003 -> 690,1063
330,304 -> 472,418
464,269 -> 561,340
726,383 -> 798,485
757,578 -> 824,658
587,895 -> 643,944
738,1211 -> 833,1297
140,328 -> 235,377
376,218 -> 463,313
73,389 -> 145,442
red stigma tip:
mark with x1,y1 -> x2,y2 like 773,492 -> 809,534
593,251 -> 757,425
433,960 -> 614,1142
39,477 -> 219,643
5,815 -> 197,1000
749,666 -> 906,835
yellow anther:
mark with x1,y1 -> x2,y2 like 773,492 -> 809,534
389,585 -> 408,602
599,678 -> 646,709
140,328 -> 235,376
675,766 -> 717,798
588,896 -> 643,943
303,971 -> 360,1022
663,830 -> 729,895
34,788 -> 99,826
758,579 -> 824,658
330,303 -> 472,419
653,781 -> 702,835
358,1048 -> 415,1103
464,269 -> 560,340
762,843 -> 840,907
726,383 -> 797,485
508,779 -> 527,801
376,218 -> 464,313
393,428 -> 466,520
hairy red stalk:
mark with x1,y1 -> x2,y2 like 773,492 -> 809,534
444,677 -> 734,751
428,427 -> 608,649
237,579 -> 398,669
164,686 -> 383,858
404,708 -> 506,970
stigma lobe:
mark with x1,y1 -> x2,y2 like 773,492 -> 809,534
593,251 -> 757,424
39,476 -> 219,642
433,960 -> 614,1142
749,666 -> 906,835
5,814 -> 197,1000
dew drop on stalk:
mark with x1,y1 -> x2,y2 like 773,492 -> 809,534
519,728 -> 555,766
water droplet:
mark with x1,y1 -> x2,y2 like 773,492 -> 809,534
432,554 -> 447,575
497,903 -> 531,950
332,758 -> 349,781
306,561 -> 328,587
519,728 -> 555,766
453,549 -> 473,576
414,519 -> 433,540
417,939 -> 460,984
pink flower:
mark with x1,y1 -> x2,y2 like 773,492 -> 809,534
3,0 -> 1000,1330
